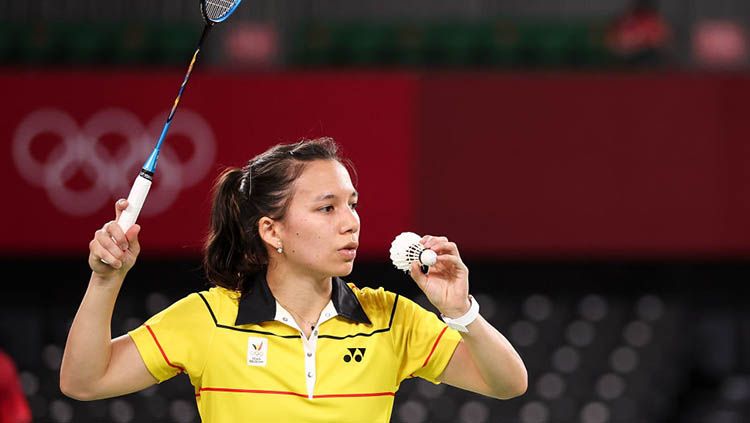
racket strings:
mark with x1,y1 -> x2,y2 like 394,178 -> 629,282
203,0 -> 238,21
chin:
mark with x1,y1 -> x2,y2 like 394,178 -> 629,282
334,262 -> 355,277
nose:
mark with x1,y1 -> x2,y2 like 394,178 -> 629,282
340,206 -> 360,235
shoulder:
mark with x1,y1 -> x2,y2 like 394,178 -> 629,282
193,286 -> 241,325
348,283 -> 397,306
346,283 -> 402,326
151,286 -> 239,326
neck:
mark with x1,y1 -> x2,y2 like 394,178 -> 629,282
265,261 -> 333,320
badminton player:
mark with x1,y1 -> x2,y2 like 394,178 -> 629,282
60,138 -> 527,422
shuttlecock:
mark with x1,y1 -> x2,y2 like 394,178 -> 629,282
389,232 -> 438,273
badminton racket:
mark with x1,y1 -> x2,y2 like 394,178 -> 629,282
116,0 -> 243,233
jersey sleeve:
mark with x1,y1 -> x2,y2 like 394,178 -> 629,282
391,294 -> 462,384
128,292 -> 216,383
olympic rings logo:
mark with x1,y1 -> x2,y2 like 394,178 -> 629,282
12,108 -> 216,216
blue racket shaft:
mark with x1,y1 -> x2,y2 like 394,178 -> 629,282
117,0 -> 243,233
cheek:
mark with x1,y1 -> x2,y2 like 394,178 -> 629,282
287,221 -> 325,258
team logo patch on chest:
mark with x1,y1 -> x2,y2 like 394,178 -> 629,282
247,337 -> 268,367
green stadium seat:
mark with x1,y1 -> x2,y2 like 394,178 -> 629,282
485,21 -> 522,66
151,24 -> 198,65
286,19 -> 615,69
515,22 -> 568,66
0,23 -> 22,63
63,24 -> 116,64
576,23 -> 611,66
18,22 -> 68,64
290,22 -> 335,66
111,23 -> 153,65
422,22 -> 484,66
341,23 -> 396,66
392,23 -> 427,66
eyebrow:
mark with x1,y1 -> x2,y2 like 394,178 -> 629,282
313,191 -> 358,202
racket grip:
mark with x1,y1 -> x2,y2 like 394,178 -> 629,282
118,171 -> 153,233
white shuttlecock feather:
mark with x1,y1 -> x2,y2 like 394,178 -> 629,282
389,232 -> 438,273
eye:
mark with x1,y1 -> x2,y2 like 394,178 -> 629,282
320,205 -> 334,213
350,202 -> 358,210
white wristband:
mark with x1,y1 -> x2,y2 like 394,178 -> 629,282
441,295 -> 480,333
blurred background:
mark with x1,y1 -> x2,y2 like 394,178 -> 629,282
3,0 -> 750,422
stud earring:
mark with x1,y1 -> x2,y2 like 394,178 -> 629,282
277,245 -> 283,254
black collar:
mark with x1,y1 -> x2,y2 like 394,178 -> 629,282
234,272 -> 371,326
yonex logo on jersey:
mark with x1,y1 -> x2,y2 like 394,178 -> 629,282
343,348 -> 366,363
247,337 -> 268,366
12,108 -> 216,216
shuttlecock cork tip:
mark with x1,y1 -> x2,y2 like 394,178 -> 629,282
420,249 -> 437,266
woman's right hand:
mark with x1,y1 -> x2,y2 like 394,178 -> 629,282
88,199 -> 141,278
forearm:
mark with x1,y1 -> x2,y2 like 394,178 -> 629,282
60,272 -> 124,398
460,316 -> 528,398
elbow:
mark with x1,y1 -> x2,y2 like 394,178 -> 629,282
507,374 -> 528,399
59,374 -> 97,401
493,368 -> 528,400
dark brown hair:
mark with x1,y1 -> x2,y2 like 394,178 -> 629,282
203,137 -> 354,291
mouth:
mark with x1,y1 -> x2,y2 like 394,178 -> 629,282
338,242 -> 359,260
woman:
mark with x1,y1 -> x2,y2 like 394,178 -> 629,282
60,138 -> 527,422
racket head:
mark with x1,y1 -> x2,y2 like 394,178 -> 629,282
200,0 -> 242,24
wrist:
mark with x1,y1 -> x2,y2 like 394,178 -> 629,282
441,298 -> 472,319
89,272 -> 126,289
441,295 -> 480,333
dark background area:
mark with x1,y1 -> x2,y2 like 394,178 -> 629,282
3,258 -> 750,422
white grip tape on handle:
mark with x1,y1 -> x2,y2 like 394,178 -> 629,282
117,174 -> 152,233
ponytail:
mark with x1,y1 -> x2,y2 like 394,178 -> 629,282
203,168 -> 255,291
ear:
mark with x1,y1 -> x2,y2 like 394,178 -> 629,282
258,216 -> 283,251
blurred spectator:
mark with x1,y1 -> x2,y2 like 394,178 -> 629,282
0,349 -> 31,423
693,20 -> 749,68
225,22 -> 279,68
606,0 -> 671,64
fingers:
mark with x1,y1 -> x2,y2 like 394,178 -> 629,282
430,241 -> 459,256
92,221 -> 129,269
114,199 -> 128,222
420,235 -> 447,249
435,254 -> 460,265
88,203 -> 141,274
125,224 -> 141,256
90,236 -> 122,269
105,220 -> 130,251
410,260 -> 429,290
421,235 -> 461,258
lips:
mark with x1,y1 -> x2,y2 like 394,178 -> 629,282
341,242 -> 359,250
338,242 -> 358,260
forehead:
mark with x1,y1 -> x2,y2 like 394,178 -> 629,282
293,160 -> 355,199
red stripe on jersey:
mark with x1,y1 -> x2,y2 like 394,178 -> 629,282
199,387 -> 395,398
422,326 -> 448,368
145,324 -> 185,373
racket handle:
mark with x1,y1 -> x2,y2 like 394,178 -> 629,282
118,171 -> 153,233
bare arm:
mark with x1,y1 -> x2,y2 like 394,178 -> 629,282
410,235 -> 528,400
60,200 -> 157,401
438,317 -> 527,399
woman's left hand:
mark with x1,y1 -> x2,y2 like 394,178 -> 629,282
409,235 -> 471,318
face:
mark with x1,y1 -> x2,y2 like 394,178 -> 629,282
274,160 -> 360,278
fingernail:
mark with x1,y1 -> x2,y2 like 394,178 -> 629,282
117,199 -> 126,206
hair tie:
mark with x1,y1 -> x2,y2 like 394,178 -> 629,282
239,168 -> 251,198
